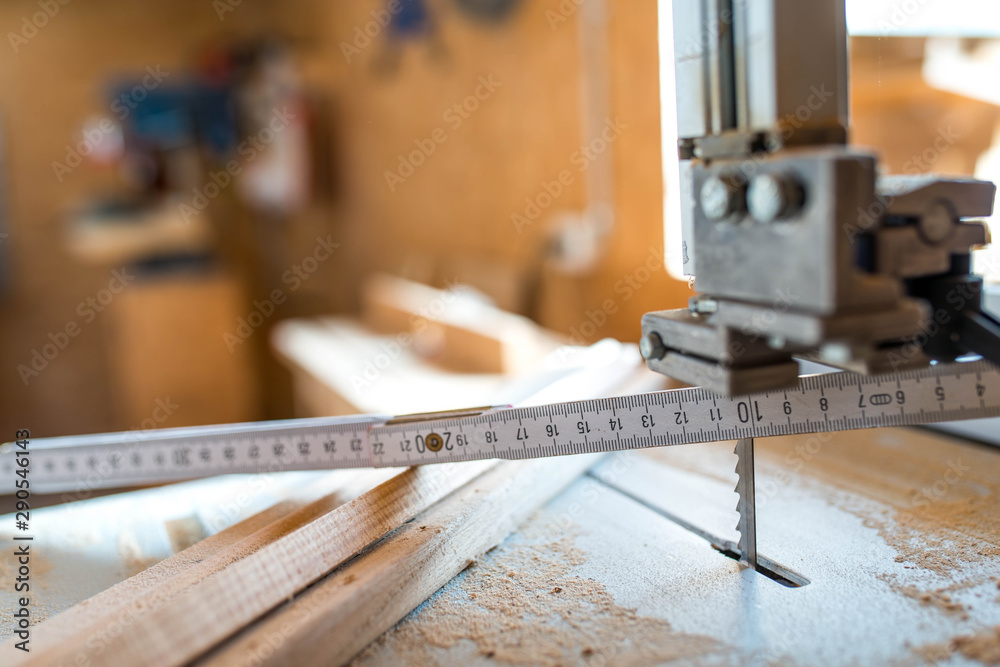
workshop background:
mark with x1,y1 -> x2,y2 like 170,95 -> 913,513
0,0 -> 998,439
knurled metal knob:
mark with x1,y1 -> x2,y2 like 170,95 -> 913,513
747,173 -> 805,223
700,173 -> 746,221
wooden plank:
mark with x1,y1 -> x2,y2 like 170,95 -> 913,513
6,469 -> 395,661
199,453 -> 603,667
19,340 -> 646,665
25,461 -> 497,667
199,361 -> 662,666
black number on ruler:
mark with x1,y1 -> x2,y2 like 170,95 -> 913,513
819,398 -> 829,412
709,408 -> 722,422
298,442 -> 310,456
896,391 -> 906,405
936,387 -> 946,401
783,401 -> 792,415
224,447 -> 235,460
174,449 -> 191,466
199,449 -> 211,462
737,400 -> 763,424
609,418 -> 623,431
674,412 -> 688,425
350,438 -> 363,452
372,442 -> 385,456
546,424 -> 559,437
323,441 -> 336,453
443,432 -> 453,450
517,427 -> 529,441
273,443 -> 285,457
577,421 -> 591,434
641,415 -> 655,428
401,439 -> 413,453
455,434 -> 467,446
485,430 -> 498,443
249,446 -> 259,459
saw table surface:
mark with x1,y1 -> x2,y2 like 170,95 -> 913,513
4,423 -> 998,665
350,426 -> 1000,666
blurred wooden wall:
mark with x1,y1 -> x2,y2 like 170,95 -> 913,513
274,0 -> 686,338
850,37 -> 1000,176
0,0 -> 279,437
0,0 -> 687,438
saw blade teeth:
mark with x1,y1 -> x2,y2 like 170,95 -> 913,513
733,437 -> 757,568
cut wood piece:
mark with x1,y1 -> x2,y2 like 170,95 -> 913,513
362,272 -> 444,334
10,469 -> 396,662
361,273 -> 563,374
270,317 -> 506,417
26,461 -> 497,667
199,453 -> 603,667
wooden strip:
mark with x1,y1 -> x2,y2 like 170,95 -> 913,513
199,453 -> 603,666
26,461 -> 497,667
12,468 -> 396,662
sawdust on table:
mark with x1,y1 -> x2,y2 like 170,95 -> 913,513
352,522 -> 733,667
914,626 -> 1000,665
878,575 -> 968,618
647,432 -> 1000,577
866,497 -> 1000,577
0,540 -> 58,635
0,546 -> 52,584
768,430 -> 1000,576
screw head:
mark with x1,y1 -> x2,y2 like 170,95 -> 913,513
747,173 -> 804,223
640,332 -> 667,361
918,201 -> 956,245
688,296 -> 718,315
700,174 -> 744,221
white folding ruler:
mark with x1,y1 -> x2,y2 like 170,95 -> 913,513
3,360 -> 998,495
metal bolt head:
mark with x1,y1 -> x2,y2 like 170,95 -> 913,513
640,332 -> 667,361
688,296 -> 718,315
918,201 -> 956,245
700,174 -> 744,221
747,173 -> 804,223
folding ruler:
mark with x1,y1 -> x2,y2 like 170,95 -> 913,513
4,360 -> 999,570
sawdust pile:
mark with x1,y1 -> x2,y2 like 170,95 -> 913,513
352,523 -> 731,666
872,497 -> 1000,576
916,626 -> 1000,665
748,430 -> 1000,576
887,578 -> 967,617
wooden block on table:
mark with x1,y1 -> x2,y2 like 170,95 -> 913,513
361,273 -> 564,374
